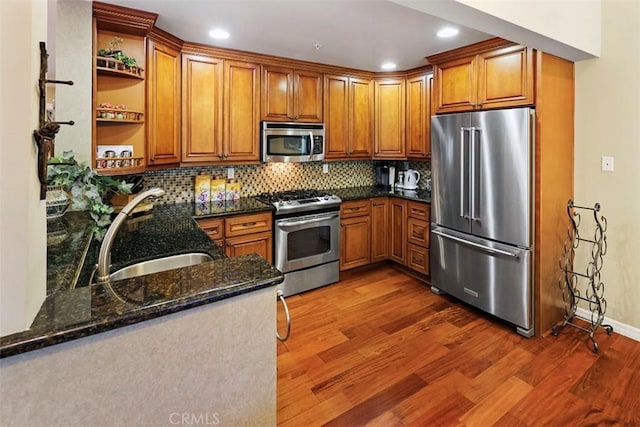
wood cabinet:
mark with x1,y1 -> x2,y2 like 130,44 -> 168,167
181,55 -> 260,164
181,54 -> 223,163
262,66 -> 323,122
93,22 -> 149,175
406,201 -> 430,275
197,212 -> 272,263
223,60 -> 261,162
370,197 -> 389,263
406,72 -> 433,158
147,33 -> 182,166
431,41 -> 534,114
340,200 -> 371,271
374,78 -> 406,158
324,74 -> 373,159
389,198 -> 407,264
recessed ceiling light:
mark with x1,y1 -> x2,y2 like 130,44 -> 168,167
381,62 -> 396,70
437,27 -> 459,38
209,28 -> 230,40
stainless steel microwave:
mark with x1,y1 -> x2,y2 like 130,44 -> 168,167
261,121 -> 325,163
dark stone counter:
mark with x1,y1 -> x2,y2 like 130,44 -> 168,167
0,199 -> 281,359
330,186 -> 431,204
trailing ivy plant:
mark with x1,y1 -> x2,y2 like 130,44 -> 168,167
47,151 -> 132,239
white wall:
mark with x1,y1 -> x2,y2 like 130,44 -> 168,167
393,0 -> 601,61
0,1 -> 48,335
574,0 -> 640,332
55,0 -> 93,163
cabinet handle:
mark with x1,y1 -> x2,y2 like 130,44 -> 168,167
276,289 -> 291,342
242,222 -> 257,227
218,154 -> 224,159
150,156 -> 155,161
350,207 -> 360,211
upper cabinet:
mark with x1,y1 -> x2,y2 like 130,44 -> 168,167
324,74 -> 373,159
92,3 -> 156,175
374,78 -> 406,159
261,66 -> 323,122
146,30 -> 182,166
181,51 -> 260,164
430,40 -> 534,114
223,60 -> 261,162
406,72 -> 433,158
181,54 -> 223,163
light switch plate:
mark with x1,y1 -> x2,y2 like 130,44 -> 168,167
227,167 -> 235,179
323,163 -> 329,174
601,156 -> 614,172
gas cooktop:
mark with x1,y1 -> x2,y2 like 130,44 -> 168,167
255,189 -> 342,215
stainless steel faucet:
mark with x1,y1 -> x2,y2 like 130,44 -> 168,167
96,188 -> 165,285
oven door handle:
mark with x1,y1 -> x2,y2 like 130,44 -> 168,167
277,213 -> 339,229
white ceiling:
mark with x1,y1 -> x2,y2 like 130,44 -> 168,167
97,0 -> 494,72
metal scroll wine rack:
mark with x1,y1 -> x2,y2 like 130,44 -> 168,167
552,200 -> 613,352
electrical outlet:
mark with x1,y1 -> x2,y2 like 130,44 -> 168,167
227,167 -> 235,179
601,156 -> 614,172
323,163 -> 329,174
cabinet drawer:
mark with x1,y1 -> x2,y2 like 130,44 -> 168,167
225,212 -> 272,237
407,244 -> 430,275
340,199 -> 371,219
196,218 -> 224,241
407,218 -> 430,247
407,201 -> 430,221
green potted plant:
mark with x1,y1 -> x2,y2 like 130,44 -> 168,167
47,151 -> 132,239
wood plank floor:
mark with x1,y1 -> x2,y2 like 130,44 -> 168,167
276,265 -> 640,426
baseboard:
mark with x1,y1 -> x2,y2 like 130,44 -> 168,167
575,307 -> 640,342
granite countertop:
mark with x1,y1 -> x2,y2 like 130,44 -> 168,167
0,199 -> 281,359
330,186 -> 431,204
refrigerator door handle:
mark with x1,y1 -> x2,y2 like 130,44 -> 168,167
470,127 -> 479,221
432,229 -> 520,259
460,127 -> 468,218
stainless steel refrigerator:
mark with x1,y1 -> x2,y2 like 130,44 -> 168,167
430,107 -> 534,337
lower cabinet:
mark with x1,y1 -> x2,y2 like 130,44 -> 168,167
371,197 -> 389,263
340,200 -> 371,271
405,200 -> 430,275
197,211 -> 272,263
340,197 -> 430,277
389,199 -> 407,264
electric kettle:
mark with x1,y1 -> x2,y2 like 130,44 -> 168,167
403,169 -> 420,190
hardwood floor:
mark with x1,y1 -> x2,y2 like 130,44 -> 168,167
276,265 -> 640,426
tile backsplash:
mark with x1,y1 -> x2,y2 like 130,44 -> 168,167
138,160 -> 430,204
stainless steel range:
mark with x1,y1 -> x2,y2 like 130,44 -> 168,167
256,190 -> 342,297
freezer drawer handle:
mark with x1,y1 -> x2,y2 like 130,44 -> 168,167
432,229 -> 520,259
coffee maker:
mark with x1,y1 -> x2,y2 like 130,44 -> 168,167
375,162 -> 395,189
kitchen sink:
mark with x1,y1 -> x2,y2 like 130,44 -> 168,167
109,252 -> 214,282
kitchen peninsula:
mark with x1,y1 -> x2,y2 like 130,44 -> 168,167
0,201 -> 284,426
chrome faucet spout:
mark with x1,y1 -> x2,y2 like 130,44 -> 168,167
96,188 -> 165,285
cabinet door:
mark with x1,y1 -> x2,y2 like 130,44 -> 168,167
476,45 -> 534,110
389,199 -> 407,264
181,54 -> 223,162
225,231 -> 273,263
324,74 -> 350,159
371,197 -> 389,263
434,55 -> 477,114
374,79 -> 406,158
147,39 -> 181,165
261,66 -> 293,121
294,70 -> 323,122
349,77 -> 374,158
340,215 -> 371,271
406,73 -> 432,158
224,60 -> 261,162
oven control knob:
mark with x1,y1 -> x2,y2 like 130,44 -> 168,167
324,195 -> 330,200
